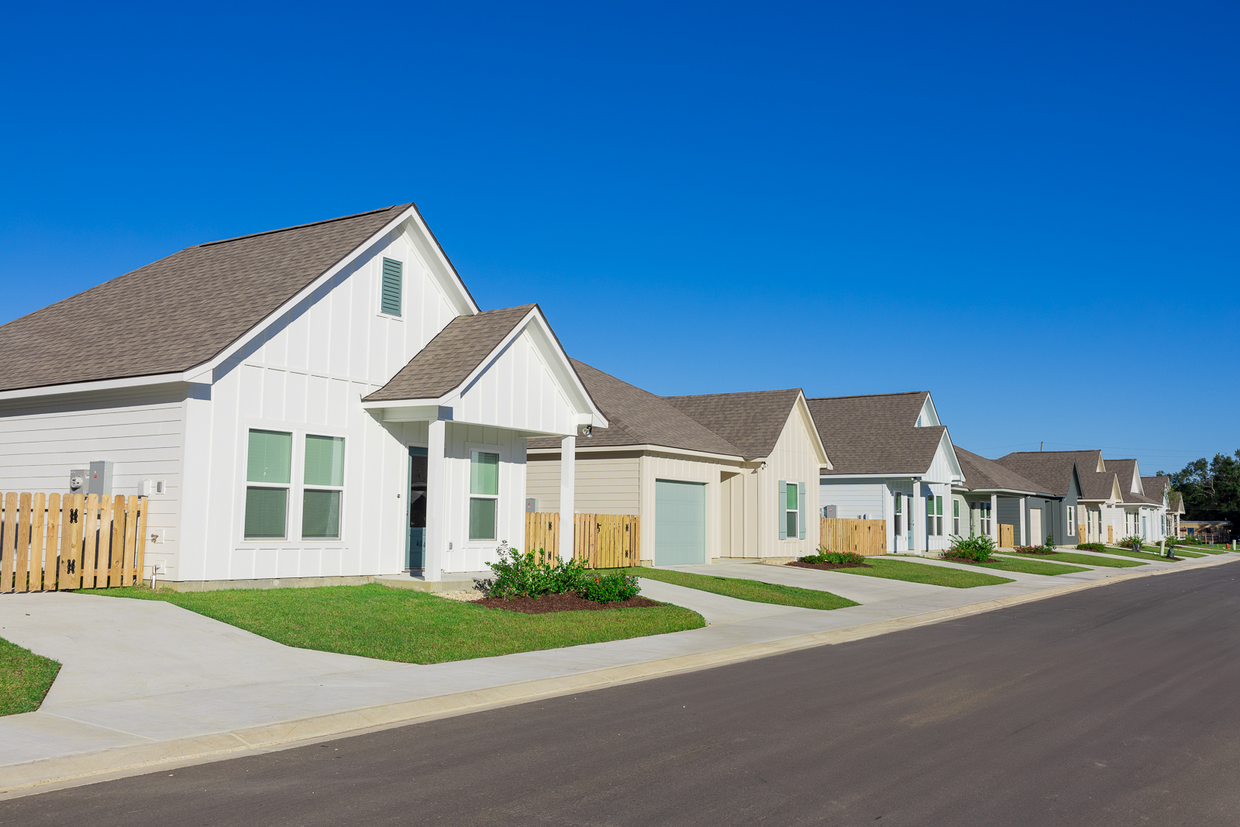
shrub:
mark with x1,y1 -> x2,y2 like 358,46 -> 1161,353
1118,535 -> 1145,552
1045,533 -> 1056,548
579,572 -> 641,603
1076,542 -> 1106,552
800,548 -> 867,566
483,542 -> 588,599
946,533 -> 997,562
1014,544 -> 1057,555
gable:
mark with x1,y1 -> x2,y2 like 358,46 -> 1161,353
916,394 -> 942,427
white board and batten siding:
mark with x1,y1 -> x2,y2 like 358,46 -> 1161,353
179,224 -> 465,583
0,384 -> 186,575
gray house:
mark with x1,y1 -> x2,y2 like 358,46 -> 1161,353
951,447 -> 1063,548
993,451 -> 1085,547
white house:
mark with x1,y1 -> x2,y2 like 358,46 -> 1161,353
0,204 -> 605,587
526,360 -> 831,564
807,392 -> 964,555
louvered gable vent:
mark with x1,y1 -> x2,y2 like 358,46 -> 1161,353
381,257 -> 403,316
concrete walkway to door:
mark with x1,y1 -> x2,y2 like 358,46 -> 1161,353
1,551 -> 1236,798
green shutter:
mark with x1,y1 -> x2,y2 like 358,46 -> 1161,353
381,258 -> 403,316
244,487 -> 287,538
302,490 -> 341,539
778,481 -> 787,540
471,452 -> 499,495
304,435 -> 345,486
247,430 -> 291,484
797,482 -> 806,540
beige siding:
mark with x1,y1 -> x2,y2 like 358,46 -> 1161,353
758,400 -> 823,558
525,453 -> 642,515
640,452 -> 739,563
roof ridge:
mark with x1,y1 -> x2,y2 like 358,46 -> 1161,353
664,387 -> 801,400
200,203 -> 409,247
806,391 -> 927,402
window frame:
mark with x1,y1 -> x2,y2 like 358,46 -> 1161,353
785,482 -> 799,540
239,424 -> 350,545
244,428 -> 293,541
953,499 -> 960,535
301,433 -> 346,541
467,445 -> 502,544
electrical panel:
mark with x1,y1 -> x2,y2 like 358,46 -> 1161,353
822,504 -> 837,519
87,461 -> 114,496
525,497 -> 538,513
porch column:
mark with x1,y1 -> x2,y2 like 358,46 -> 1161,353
424,418 -> 447,582
558,435 -> 576,562
911,478 -> 923,554
990,493 -> 999,545
1019,496 -> 1028,546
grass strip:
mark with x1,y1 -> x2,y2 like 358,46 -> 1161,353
1099,546 -> 1188,562
958,557 -> 1089,576
829,558 -> 1014,588
0,636 -> 61,716
1002,551 -> 1145,568
613,568 -> 857,610
82,584 -> 705,665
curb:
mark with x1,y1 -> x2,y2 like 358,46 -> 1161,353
2,553 -> 1235,798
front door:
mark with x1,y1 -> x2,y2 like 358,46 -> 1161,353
407,447 -> 428,570
1029,507 -> 1043,546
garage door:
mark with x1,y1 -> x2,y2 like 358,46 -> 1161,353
655,479 -> 706,566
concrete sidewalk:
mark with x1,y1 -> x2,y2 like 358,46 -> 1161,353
1,551 -> 1235,797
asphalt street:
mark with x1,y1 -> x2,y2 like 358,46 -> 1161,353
4,562 -> 1239,826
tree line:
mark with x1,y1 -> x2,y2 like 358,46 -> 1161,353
1160,450 -> 1240,524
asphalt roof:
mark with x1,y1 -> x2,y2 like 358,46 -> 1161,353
0,204 -> 415,393
527,360 -> 743,457
363,305 -> 536,402
954,446 -> 1051,494
806,392 -> 945,475
1109,459 -> 1160,505
663,389 -> 803,460
995,450 -> 1091,497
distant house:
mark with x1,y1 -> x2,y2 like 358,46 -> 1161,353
1180,520 -> 1232,543
526,361 -> 830,565
1106,459 -> 1166,542
951,447 -> 1062,548
992,452 -> 1085,547
0,204 -> 606,587
807,392 -> 963,555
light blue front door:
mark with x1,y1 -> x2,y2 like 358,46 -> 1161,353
655,479 -> 706,566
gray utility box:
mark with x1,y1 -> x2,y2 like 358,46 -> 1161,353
525,497 -> 538,513
822,504 -> 838,519
87,461 -> 114,497
69,469 -> 88,494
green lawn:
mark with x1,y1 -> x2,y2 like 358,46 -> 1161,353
828,558 -> 1014,588
0,636 -> 61,716
614,568 -> 857,610
1099,546 -> 1188,562
1001,551 -> 1145,568
949,556 -> 1090,576
83,584 -> 705,664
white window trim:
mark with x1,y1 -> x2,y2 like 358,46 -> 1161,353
302,434 -> 347,541
464,441 -> 505,547
784,483 -> 800,540
237,420 -> 350,547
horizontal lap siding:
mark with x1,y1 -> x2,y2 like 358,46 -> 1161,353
0,385 -> 185,580
761,404 -> 822,557
819,481 -> 885,520
524,454 -> 641,515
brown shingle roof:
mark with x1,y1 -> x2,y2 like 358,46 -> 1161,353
1107,459 -> 1160,505
1142,475 -> 1170,505
663,389 -> 803,460
954,446 -> 1050,494
527,360 -> 742,457
994,451 -> 1089,497
1079,470 -> 1120,501
0,204 -> 414,393
363,305 -> 535,402
807,392 -> 943,475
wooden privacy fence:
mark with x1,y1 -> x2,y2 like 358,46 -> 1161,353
524,512 -> 641,569
819,518 -> 887,556
0,493 -> 149,593
999,524 -> 1015,548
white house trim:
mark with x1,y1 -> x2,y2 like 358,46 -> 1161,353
0,374 -> 189,401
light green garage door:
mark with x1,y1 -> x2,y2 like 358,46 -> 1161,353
655,479 -> 706,566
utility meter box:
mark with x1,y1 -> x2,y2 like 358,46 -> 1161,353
69,469 -> 88,494
822,504 -> 838,519
87,461 -> 114,497
525,497 -> 538,513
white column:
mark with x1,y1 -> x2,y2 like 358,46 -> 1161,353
424,419 -> 447,582
990,493 -> 999,545
558,435 -> 576,562
1019,496 -> 1028,546
911,478 -> 923,554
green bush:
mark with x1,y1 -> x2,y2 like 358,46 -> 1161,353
1014,544 -> 1057,555
800,548 -> 867,566
579,572 -> 641,603
1118,535 -> 1145,552
483,543 -> 588,599
946,533 -> 997,562
1076,542 -> 1107,552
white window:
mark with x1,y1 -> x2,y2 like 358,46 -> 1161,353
928,494 -> 943,536
302,435 -> 345,540
953,499 -> 960,535
469,451 -> 500,541
785,483 -> 799,539
978,502 -> 992,535
894,493 -> 903,537
245,430 -> 292,539
1066,506 -> 1076,539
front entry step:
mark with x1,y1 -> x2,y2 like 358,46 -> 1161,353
373,572 -> 491,593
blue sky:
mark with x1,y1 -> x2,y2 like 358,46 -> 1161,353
2,0 -> 1236,475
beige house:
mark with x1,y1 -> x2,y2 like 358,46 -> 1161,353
527,361 -> 830,565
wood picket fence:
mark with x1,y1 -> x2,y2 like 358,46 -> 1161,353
0,492 -> 149,593
524,512 -> 641,569
819,517 -> 887,556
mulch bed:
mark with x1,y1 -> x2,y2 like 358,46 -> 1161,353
473,592 -> 663,614
1013,549 -> 1059,555
940,555 -> 985,565
787,561 -> 872,571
